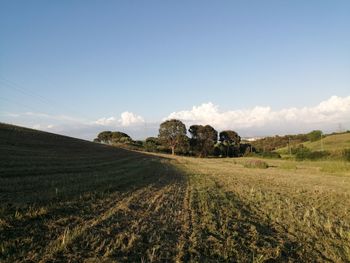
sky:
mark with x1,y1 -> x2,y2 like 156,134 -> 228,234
1,0 -> 350,140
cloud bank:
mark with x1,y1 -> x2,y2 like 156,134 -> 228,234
166,96 -> 350,135
2,96 -> 350,140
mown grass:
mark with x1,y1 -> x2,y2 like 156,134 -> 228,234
172,156 -> 350,262
1,123 -> 350,262
0,124 -> 186,262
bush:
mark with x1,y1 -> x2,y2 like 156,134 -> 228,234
343,149 -> 350,162
307,130 -> 322,142
260,152 -> 281,159
294,147 -> 311,161
243,160 -> 269,169
294,146 -> 330,161
243,151 -> 281,159
307,151 -> 330,160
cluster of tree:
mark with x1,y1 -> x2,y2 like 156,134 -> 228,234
251,130 -> 326,152
157,119 -> 255,157
94,119 -> 255,158
250,134 -> 309,152
94,131 -> 132,144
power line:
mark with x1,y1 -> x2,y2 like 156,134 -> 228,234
0,96 -> 43,113
0,76 -> 91,121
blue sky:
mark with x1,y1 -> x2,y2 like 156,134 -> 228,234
1,1 -> 350,139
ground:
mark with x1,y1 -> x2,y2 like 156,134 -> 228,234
1,123 -> 350,262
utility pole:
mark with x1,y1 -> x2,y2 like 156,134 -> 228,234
321,133 -> 324,151
288,137 -> 291,156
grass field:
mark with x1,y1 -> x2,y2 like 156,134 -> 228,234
1,123 -> 350,262
276,132 -> 350,155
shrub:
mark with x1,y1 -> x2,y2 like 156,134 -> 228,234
260,152 -> 281,159
343,149 -> 350,162
307,130 -> 322,142
307,151 -> 330,160
244,151 -> 281,159
294,146 -> 330,161
244,160 -> 269,169
295,147 -> 311,161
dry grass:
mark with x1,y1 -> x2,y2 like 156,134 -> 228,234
0,124 -> 186,262
171,156 -> 350,262
1,123 -> 350,262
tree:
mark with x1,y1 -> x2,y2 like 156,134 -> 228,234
144,137 -> 160,152
93,138 -> 101,143
189,125 -> 218,157
97,131 -> 112,144
96,131 -> 132,145
111,131 -> 131,144
307,130 -> 322,142
158,119 -> 187,155
219,130 -> 241,157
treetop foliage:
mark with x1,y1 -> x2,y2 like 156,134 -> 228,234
158,119 -> 187,155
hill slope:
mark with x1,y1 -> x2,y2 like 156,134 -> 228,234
1,123 -> 350,262
304,132 -> 350,152
276,132 -> 350,154
0,123 -> 186,262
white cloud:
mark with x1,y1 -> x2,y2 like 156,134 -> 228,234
2,96 -> 350,140
119,111 -> 145,126
94,116 -> 118,126
166,96 -> 350,133
94,112 -> 145,127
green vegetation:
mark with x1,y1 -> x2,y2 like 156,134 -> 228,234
303,132 -> 350,152
276,132 -> 350,161
1,123 -> 350,262
343,148 -> 350,162
251,134 -> 308,152
307,130 -> 322,142
189,124 -> 218,157
95,119 -> 256,157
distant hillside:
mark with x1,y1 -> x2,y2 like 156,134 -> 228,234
276,132 -> 350,154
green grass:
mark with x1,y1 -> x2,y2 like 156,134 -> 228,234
276,132 -> 350,155
1,123 -> 350,262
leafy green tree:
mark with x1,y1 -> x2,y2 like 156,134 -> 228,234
219,130 -> 241,157
97,131 -> 132,145
111,131 -> 131,144
144,137 -> 160,152
93,138 -> 101,143
189,125 -> 218,157
307,130 -> 322,142
97,131 -> 112,144
158,119 -> 187,155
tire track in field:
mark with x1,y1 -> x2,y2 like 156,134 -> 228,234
38,186 -> 151,262
175,178 -> 194,262
44,161 -> 187,262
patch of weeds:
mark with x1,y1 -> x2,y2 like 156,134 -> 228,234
244,160 -> 269,169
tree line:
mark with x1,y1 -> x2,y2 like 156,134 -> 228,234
250,130 -> 323,152
94,119 -> 255,157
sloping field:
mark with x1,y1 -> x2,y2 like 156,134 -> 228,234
277,132 -> 350,154
0,124 -> 186,262
1,123 -> 350,262
304,132 -> 350,152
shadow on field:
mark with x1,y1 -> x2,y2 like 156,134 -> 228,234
0,123 -> 187,262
